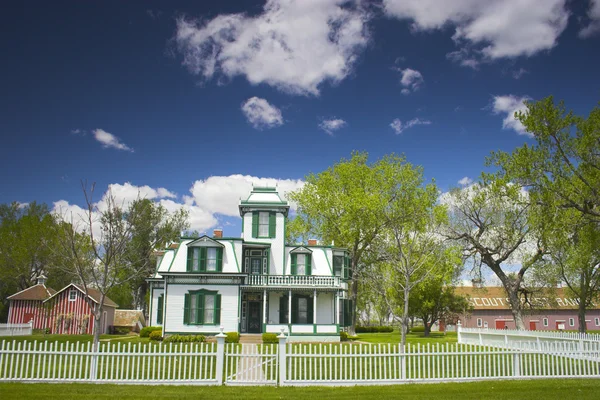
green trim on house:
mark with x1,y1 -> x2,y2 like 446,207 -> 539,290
243,241 -> 272,247
220,240 -> 240,273
283,215 -> 287,275
321,248 -> 333,275
167,243 -> 182,272
164,331 -> 223,336
163,277 -> 168,330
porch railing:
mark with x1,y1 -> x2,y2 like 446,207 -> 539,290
244,275 -> 341,287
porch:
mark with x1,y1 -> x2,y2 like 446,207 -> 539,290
243,274 -> 342,288
239,288 -> 344,338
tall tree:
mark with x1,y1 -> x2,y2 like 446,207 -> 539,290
288,152 -> 421,335
489,96 -> 600,222
125,198 -> 188,311
0,202 -> 71,322
444,179 -> 545,330
543,210 -> 600,333
55,183 -> 188,348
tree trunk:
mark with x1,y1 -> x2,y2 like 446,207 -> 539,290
578,300 -> 587,334
92,309 -> 102,351
424,322 -> 431,337
401,285 -> 410,348
506,289 -> 526,330
348,279 -> 358,336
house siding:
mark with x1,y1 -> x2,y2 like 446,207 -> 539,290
7,300 -> 46,329
164,284 -> 239,334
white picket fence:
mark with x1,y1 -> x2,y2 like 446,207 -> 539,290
0,340 -> 220,384
0,323 -> 32,337
2,329 -> 600,386
459,325 -> 600,356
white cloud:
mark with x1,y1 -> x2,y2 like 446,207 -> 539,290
318,118 -> 347,135
92,129 -> 134,152
174,0 -> 370,96
491,95 -> 531,136
580,0 -> 600,38
512,68 -> 529,79
390,117 -> 431,134
54,176 -> 305,235
398,68 -> 423,94
241,97 -> 284,130
384,0 -> 570,64
458,177 -> 473,186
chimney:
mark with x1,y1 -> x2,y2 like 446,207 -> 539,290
37,274 -> 47,286
213,229 -> 223,238
308,239 -> 318,246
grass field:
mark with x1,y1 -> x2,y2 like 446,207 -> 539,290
1,379 -> 600,399
356,330 -> 457,344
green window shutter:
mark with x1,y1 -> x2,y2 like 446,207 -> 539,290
252,212 -> 259,238
291,253 -> 297,275
199,247 -> 207,272
269,212 -> 276,238
187,248 -> 193,272
197,294 -> 205,324
183,293 -> 190,325
291,295 -> 298,324
157,295 -> 164,324
306,254 -> 312,276
343,255 -> 349,279
308,296 -> 314,324
214,294 -> 221,325
216,247 -> 223,272
279,296 -> 287,324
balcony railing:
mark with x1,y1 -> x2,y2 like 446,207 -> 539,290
244,274 -> 341,287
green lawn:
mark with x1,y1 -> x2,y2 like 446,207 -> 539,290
1,379 -> 600,399
356,330 -> 457,345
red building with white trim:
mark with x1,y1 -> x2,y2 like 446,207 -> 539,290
43,283 -> 118,335
455,286 -> 600,331
7,275 -> 55,329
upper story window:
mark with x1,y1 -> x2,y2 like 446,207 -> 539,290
187,247 -> 223,272
244,249 -> 269,275
333,252 -> 351,279
252,211 -> 276,238
69,289 -> 77,301
291,252 -> 312,275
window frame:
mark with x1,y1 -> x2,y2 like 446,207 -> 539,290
69,289 -> 77,302
569,317 -> 575,327
251,211 -> 276,238
543,318 -> 548,327
156,294 -> 164,325
187,247 -> 223,273
290,252 -> 312,276
476,318 -> 483,328
333,254 -> 344,277
184,289 -> 221,326
595,318 -> 600,327
258,211 -> 270,238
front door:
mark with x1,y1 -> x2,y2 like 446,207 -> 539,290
529,321 -> 537,331
495,320 -> 506,329
248,301 -> 262,333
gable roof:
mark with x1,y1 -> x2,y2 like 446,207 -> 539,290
8,284 -> 56,301
43,283 -> 118,308
187,235 -> 225,248
289,246 -> 313,254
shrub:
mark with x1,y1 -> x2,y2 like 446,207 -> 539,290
225,332 -> 240,343
113,326 -> 131,335
262,333 -> 278,344
411,326 -> 425,333
140,326 -> 162,338
149,331 -> 163,341
356,326 -> 394,333
340,331 -> 349,341
163,334 -> 205,343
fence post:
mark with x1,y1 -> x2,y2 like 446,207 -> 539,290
215,326 -> 227,384
457,320 -> 462,343
512,352 -> 521,377
28,321 -> 33,335
278,328 -> 287,386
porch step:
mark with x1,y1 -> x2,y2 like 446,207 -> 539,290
239,334 -> 263,344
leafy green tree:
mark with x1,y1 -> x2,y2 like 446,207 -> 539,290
444,179 -> 545,330
489,96 -> 600,222
410,277 -> 472,337
125,198 -> 188,311
0,202 -> 72,322
288,152 -> 419,335
542,210 -> 600,333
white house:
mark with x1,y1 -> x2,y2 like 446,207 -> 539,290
148,187 -> 353,341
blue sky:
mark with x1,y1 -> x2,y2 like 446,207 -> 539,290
1,0 -> 599,235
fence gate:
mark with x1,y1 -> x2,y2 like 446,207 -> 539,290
224,343 -> 278,385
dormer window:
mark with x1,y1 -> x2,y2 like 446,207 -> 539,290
186,237 -> 225,273
290,248 -> 312,276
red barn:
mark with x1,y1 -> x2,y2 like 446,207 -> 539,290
7,275 -> 56,329
43,283 -> 118,335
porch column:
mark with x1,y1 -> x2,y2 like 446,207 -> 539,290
263,290 -> 267,325
288,289 -> 292,324
313,289 -> 317,325
335,292 -> 339,325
